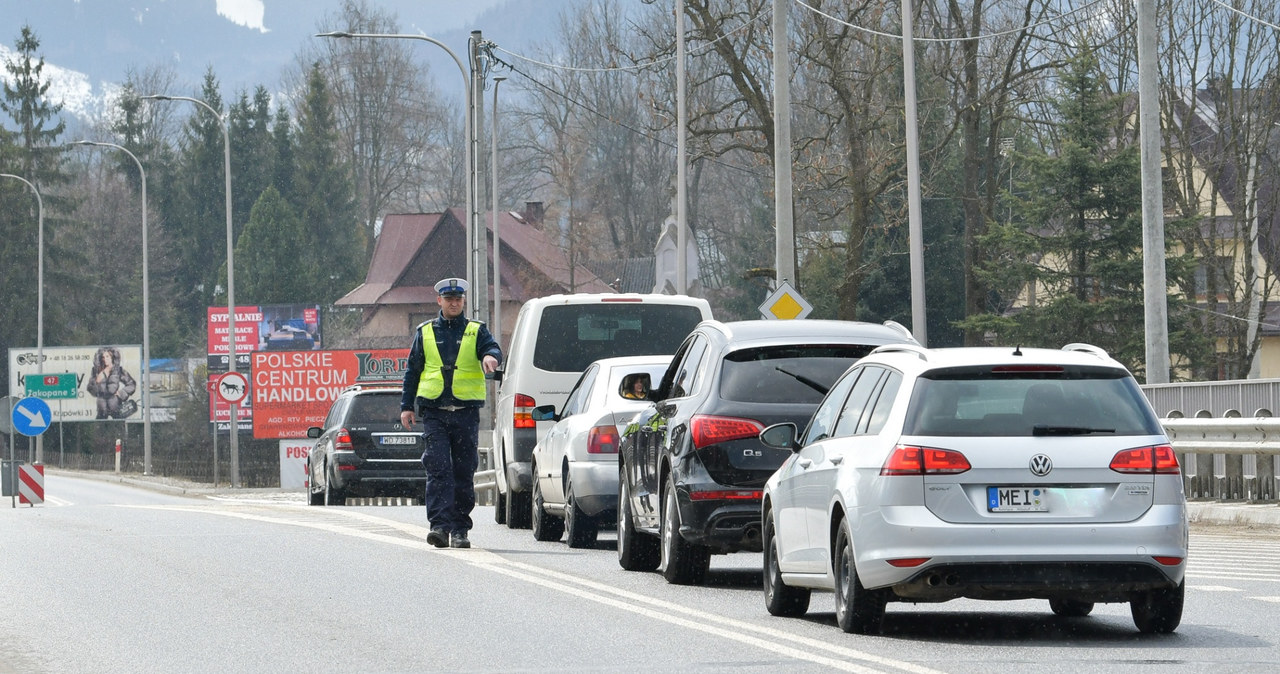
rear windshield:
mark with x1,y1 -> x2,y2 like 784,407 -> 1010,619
903,366 -> 1163,437
348,393 -> 402,425
719,344 -> 875,404
533,303 -> 705,373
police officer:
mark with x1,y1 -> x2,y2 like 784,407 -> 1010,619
400,277 -> 502,549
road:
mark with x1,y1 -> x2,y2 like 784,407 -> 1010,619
2,473 -> 1278,673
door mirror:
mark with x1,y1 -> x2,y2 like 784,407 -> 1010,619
759,422 -> 799,452
531,404 -> 558,422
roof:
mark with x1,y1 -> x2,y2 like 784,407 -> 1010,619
706,319 -> 919,345
335,207 -> 613,307
584,257 -> 657,293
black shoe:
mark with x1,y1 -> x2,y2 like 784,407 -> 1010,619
450,531 -> 471,549
427,528 -> 449,548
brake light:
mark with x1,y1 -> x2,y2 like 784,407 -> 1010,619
886,557 -> 930,568
688,490 -> 762,501
880,444 -> 971,475
690,415 -> 764,449
334,429 -> 354,452
600,297 -> 643,302
1153,556 -> 1184,566
1110,444 -> 1180,474
990,365 -> 1065,373
514,393 -> 536,429
587,425 -> 620,454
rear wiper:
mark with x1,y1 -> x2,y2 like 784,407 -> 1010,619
775,367 -> 828,395
1032,425 -> 1115,436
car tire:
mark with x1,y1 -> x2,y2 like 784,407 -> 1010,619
531,467 -> 564,542
494,488 -> 507,524
307,462 -> 323,506
660,479 -> 710,585
1049,598 -> 1095,617
763,512 -> 810,617
565,480 -> 598,549
323,467 -> 345,507
834,525 -> 885,634
617,467 -> 659,571
506,487 -> 531,529
1131,581 -> 1184,634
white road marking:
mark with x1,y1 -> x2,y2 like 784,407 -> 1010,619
1251,596 -> 1280,603
1191,585 -> 1242,592
122,503 -> 942,674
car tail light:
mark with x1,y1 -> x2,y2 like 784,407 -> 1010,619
880,444 -> 971,475
886,557 -> 930,568
690,415 -> 764,449
514,393 -> 536,429
334,429 -> 354,452
587,425 -> 620,454
600,297 -> 643,302
1109,444 -> 1180,475
689,490 -> 762,501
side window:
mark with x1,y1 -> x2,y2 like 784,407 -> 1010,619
327,396 -> 349,429
862,371 -> 903,435
801,368 -> 863,445
670,336 -> 708,398
561,366 -> 598,418
832,367 -> 886,438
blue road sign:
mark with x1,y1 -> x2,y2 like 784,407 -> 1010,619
12,397 -> 52,437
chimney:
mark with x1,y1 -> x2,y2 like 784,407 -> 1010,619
524,201 -> 545,228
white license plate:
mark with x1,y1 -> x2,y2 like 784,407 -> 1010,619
380,436 -> 417,446
987,486 -> 1048,512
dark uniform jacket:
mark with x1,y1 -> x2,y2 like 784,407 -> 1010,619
400,310 -> 502,412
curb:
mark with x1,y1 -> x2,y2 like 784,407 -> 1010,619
1188,501 -> 1280,527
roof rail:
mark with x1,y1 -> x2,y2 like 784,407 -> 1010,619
870,343 -> 929,361
881,320 -> 919,345
1061,343 -> 1110,359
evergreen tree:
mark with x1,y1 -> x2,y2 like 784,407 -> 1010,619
230,86 -> 275,233
290,64 -> 363,304
233,186 -> 309,304
271,105 -> 294,197
961,46 -> 1208,377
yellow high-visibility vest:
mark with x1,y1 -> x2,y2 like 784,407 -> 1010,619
415,321 -> 484,401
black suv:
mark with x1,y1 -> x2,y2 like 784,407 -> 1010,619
615,319 -> 917,584
306,385 -> 423,505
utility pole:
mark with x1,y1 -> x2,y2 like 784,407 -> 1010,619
471,30 -> 489,325
1137,0 -> 1169,383
773,0 -> 794,289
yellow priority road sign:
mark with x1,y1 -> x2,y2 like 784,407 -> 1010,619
759,281 -> 813,320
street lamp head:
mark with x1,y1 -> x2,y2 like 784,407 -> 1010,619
140,94 -> 171,101
316,31 -> 352,39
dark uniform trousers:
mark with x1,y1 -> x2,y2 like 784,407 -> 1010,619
419,406 -> 480,533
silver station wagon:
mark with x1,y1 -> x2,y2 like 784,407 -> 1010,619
760,343 -> 1188,635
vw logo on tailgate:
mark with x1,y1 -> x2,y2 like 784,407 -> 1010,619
1028,454 -> 1053,477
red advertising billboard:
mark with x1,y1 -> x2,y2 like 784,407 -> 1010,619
207,304 -> 322,357
250,349 -> 409,439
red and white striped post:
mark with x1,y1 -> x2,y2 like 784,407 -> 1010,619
18,463 -> 44,506
115,438 -> 122,473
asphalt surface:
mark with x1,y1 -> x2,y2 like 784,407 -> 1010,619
31,468 -> 1280,529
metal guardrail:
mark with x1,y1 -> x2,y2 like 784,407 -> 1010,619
474,446 -> 495,505
1160,418 -> 1279,502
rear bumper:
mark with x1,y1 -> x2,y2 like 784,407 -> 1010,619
675,486 -> 764,553
567,460 -> 617,517
333,467 -> 426,496
504,427 -> 537,493
850,503 -> 1188,598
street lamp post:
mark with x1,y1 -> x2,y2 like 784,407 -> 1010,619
0,173 -> 44,462
142,94 -> 240,487
491,76 -> 505,349
316,31 -> 478,318
72,140 -> 152,475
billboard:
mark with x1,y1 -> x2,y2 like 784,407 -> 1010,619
207,304 -> 322,357
8,345 -> 144,422
250,349 -> 409,439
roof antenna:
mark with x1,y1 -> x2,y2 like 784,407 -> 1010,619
1013,345 -> 1023,356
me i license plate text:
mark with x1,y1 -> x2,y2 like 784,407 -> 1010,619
987,486 -> 1047,512
380,436 -> 417,446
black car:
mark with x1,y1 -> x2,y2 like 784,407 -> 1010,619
306,385 -> 423,505
615,319 -> 918,584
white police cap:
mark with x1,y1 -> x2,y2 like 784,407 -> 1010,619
434,277 -> 470,295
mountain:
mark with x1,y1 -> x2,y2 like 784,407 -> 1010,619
0,0 -> 579,122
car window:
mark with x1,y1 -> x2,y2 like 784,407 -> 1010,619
325,396 -> 348,429
801,366 -> 864,444
348,393 -> 401,424
719,344 -> 875,404
862,370 -> 903,435
903,366 -> 1163,436
532,304 -> 704,373
832,366 -> 885,437
561,365 -> 599,418
670,336 -> 709,399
